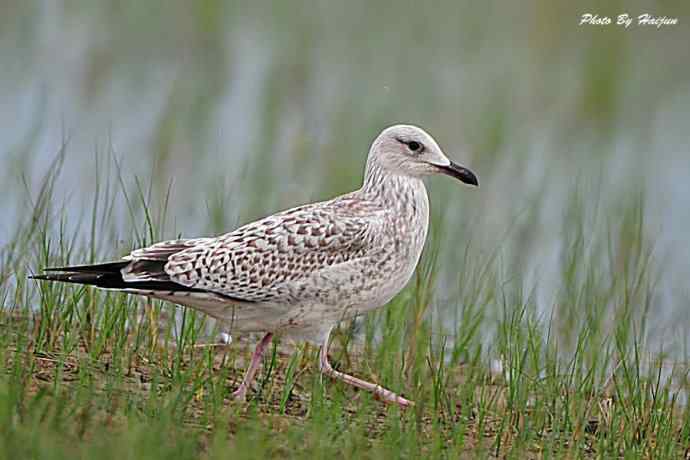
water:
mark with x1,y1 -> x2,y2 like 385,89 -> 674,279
1,2 -> 689,356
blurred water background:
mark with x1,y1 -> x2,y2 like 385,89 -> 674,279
1,1 -> 689,356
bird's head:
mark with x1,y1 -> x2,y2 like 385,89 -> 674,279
367,124 -> 478,187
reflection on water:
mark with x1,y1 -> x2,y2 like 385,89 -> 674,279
1,2 -> 689,358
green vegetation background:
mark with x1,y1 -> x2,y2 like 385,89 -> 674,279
1,1 -> 689,458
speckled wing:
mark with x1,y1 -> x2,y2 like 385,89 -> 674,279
164,199 -> 384,303
121,238 -> 213,282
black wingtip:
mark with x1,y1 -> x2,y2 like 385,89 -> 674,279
29,272 -> 83,283
43,261 -> 129,273
29,261 -> 132,285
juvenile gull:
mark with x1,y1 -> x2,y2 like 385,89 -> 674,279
32,124 -> 478,408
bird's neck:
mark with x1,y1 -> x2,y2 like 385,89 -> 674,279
360,160 -> 428,215
360,157 -> 430,274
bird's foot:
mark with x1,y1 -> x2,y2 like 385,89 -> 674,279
371,385 -> 414,408
231,385 -> 248,402
319,327 -> 415,409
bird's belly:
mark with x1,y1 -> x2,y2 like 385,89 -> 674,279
152,292 -> 288,333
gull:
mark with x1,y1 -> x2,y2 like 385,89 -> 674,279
32,124 -> 478,408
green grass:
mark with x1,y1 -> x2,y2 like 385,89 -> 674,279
0,150 -> 688,459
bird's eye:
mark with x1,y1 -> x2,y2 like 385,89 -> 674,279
407,141 -> 422,152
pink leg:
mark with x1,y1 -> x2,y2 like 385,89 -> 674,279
231,332 -> 274,401
319,327 -> 414,408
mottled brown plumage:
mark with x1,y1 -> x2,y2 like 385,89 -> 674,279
32,124 -> 478,407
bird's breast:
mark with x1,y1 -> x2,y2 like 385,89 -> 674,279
368,181 -> 430,305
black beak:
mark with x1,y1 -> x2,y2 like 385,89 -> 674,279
435,161 -> 479,187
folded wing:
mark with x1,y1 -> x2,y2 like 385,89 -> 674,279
165,200 -> 383,303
